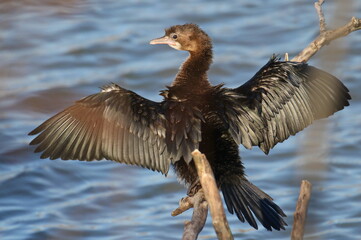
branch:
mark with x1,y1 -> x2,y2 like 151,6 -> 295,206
291,180 -> 312,240
192,150 -> 233,240
292,0 -> 361,62
172,196 -> 195,217
315,0 -> 326,33
172,150 -> 233,240
181,190 -> 208,240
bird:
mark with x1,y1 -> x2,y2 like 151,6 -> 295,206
29,23 -> 350,231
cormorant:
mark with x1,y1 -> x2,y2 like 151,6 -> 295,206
29,23 -> 350,231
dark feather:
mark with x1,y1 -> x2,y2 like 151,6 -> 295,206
226,56 -> 352,153
29,83 -> 204,174
221,178 -> 287,231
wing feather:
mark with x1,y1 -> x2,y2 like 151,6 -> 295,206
29,84 -> 172,173
30,83 -> 204,174
215,57 -> 350,154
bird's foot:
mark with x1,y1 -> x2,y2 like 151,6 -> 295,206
187,179 -> 201,197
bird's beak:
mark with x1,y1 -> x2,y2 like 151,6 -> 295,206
149,36 -> 176,46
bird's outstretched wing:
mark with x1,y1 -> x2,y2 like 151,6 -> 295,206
215,56 -> 351,154
29,83 -> 200,174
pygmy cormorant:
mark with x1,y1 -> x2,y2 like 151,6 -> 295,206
29,24 -> 351,231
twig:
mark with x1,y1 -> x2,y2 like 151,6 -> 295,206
192,150 -> 233,240
292,1 -> 361,62
291,180 -> 312,240
284,52 -> 289,61
315,0 -> 327,33
172,196 -> 195,217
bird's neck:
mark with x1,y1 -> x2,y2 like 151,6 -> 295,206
172,48 -> 213,92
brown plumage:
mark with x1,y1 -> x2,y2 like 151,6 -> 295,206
29,23 -> 350,231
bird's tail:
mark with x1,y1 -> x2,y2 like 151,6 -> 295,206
220,176 -> 287,231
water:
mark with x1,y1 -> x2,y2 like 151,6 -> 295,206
1,0 -> 361,239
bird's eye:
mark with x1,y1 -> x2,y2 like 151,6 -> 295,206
172,34 -> 178,39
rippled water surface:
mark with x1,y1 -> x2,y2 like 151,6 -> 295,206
1,0 -> 361,239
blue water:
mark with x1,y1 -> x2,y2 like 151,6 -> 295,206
1,0 -> 361,239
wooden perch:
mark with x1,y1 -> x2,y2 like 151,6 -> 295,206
291,180 -> 312,240
181,190 -> 208,240
292,0 -> 361,62
192,150 -> 233,240
173,150 -> 233,240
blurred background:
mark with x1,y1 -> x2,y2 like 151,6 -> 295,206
1,0 -> 360,239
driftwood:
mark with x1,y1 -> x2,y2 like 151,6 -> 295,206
172,1 -> 361,239
291,180 -> 312,240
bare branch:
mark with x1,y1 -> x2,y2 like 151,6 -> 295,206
182,190 -> 208,240
173,150 -> 234,240
315,0 -> 327,33
284,52 -> 289,61
192,150 -> 233,240
292,1 -> 361,63
291,180 -> 312,240
172,196 -> 195,217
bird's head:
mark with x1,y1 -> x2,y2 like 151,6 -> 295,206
150,23 -> 212,53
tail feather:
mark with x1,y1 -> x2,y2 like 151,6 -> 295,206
221,178 -> 287,231
223,184 -> 257,228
